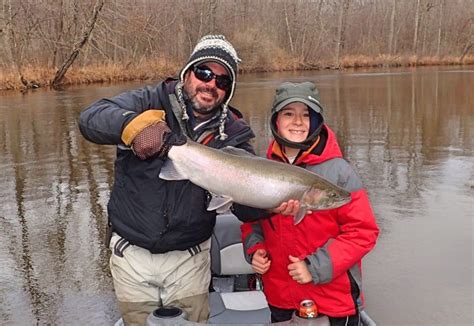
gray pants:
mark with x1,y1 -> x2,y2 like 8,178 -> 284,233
109,233 -> 211,325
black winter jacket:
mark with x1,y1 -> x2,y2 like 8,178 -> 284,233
79,79 -> 256,253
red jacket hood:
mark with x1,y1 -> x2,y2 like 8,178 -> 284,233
266,124 -> 343,165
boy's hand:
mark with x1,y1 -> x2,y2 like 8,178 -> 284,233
271,200 -> 312,216
288,255 -> 312,284
251,249 -> 271,274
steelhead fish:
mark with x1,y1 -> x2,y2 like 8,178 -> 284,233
159,140 -> 351,224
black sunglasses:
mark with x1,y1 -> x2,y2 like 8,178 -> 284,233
192,65 -> 232,91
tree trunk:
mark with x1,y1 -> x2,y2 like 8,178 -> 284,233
51,0 -> 105,88
284,1 -> 294,53
366,0 -> 377,54
208,0 -> 218,34
388,0 -> 396,54
460,42 -> 472,62
436,0 -> 444,57
4,0 -> 27,86
335,0 -> 350,68
421,17 -> 428,55
413,0 -> 421,53
51,0 -> 65,68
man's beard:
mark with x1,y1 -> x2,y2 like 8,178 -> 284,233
183,82 -> 224,115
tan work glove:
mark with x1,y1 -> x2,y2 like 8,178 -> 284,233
121,110 -> 186,160
131,121 -> 172,160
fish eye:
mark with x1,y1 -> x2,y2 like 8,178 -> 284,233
329,192 -> 337,198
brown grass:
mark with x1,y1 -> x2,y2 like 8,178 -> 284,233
0,58 -> 180,91
1,55 -> 472,91
62,58 -> 180,85
339,54 -> 474,68
0,66 -> 56,90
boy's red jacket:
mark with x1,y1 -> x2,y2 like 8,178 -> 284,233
241,125 -> 379,317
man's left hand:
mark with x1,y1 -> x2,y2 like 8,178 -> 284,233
288,255 -> 312,284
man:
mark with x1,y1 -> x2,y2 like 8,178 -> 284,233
79,35 -> 266,325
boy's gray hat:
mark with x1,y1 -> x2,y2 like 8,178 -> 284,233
270,82 -> 325,151
272,82 -> 323,114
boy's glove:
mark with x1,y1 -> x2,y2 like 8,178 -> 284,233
131,121 -> 186,160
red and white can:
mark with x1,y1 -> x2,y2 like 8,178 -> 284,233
298,299 -> 318,318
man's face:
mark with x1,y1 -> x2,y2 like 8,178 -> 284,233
183,62 -> 230,117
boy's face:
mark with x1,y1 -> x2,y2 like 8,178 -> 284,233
276,102 -> 310,143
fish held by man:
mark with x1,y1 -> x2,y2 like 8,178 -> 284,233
159,140 -> 351,224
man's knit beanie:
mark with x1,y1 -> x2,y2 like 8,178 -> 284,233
179,35 -> 241,106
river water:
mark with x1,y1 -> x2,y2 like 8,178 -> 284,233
0,67 -> 472,325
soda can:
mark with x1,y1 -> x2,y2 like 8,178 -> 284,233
298,299 -> 318,318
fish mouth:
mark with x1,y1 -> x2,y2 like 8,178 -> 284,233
332,196 -> 351,208
306,196 -> 351,211
318,196 -> 352,210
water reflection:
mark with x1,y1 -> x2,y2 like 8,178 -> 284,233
0,67 -> 472,325
0,88 -> 120,324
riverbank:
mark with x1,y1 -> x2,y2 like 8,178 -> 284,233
1,54 -> 472,92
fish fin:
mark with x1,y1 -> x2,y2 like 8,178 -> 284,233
159,160 -> 187,181
293,206 -> 308,225
221,146 -> 256,157
208,195 -> 234,213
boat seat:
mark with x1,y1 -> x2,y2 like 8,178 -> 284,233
208,213 -> 271,325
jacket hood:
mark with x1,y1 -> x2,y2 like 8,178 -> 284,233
266,124 -> 342,165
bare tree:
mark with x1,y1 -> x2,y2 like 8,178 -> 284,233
283,1 -> 294,53
388,0 -> 397,54
52,0 -> 105,88
460,42 -> 473,62
208,0 -> 218,34
335,0 -> 350,68
436,0 -> 444,57
4,0 -> 38,88
1,0 -> 473,90
413,0 -> 421,53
